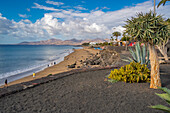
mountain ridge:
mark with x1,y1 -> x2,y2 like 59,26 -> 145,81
18,38 -> 109,45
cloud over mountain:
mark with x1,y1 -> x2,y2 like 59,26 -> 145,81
0,0 -> 169,41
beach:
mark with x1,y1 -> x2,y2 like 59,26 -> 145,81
1,48 -> 100,87
0,46 -> 170,113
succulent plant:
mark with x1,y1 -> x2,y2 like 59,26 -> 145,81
150,87 -> 170,112
122,42 -> 150,66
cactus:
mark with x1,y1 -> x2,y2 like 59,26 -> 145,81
122,42 -> 150,66
150,87 -> 170,112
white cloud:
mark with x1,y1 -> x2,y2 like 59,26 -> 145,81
84,23 -> 105,33
102,7 -> 110,10
46,0 -> 64,6
93,7 -> 110,11
0,0 -> 170,41
0,13 -> 13,35
21,19 -> 32,23
156,4 -> 170,17
18,14 -> 30,18
0,13 -> 7,20
32,3 -> 60,11
112,26 -> 126,34
11,20 -> 49,39
74,5 -> 88,10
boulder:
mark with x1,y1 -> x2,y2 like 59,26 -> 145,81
68,64 -> 75,68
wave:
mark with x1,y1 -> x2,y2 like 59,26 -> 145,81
0,49 -> 74,81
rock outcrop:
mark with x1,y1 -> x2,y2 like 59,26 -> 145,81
83,49 -> 120,67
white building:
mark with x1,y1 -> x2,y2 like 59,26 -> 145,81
89,42 -> 97,45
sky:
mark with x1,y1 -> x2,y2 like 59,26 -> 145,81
0,0 -> 170,44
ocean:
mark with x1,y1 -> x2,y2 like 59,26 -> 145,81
0,45 -> 82,86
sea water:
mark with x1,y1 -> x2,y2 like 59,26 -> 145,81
0,45 -> 82,85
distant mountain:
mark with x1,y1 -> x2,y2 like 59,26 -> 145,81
18,38 -> 109,45
65,38 -> 83,43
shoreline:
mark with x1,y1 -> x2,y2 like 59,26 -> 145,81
0,48 -> 100,87
0,48 -> 75,86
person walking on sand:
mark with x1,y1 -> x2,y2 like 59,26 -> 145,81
33,73 -> 35,78
5,79 -> 7,87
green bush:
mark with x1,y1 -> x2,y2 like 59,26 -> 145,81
48,74 -> 53,76
108,61 -> 150,83
82,43 -> 89,46
121,36 -> 130,41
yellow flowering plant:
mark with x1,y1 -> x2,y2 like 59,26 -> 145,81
108,61 -> 150,83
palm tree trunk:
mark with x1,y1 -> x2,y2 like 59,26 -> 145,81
154,0 -> 156,14
149,44 -> 161,89
116,36 -> 118,46
125,37 -> 128,50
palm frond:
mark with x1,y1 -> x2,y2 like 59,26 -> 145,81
157,0 -> 170,8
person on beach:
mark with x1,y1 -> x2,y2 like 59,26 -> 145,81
5,79 -> 7,87
33,73 -> 35,78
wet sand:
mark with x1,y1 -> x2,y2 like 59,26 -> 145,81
1,48 -> 99,87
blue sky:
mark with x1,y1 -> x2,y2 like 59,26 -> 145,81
0,0 -> 169,44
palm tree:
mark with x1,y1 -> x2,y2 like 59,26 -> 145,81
157,0 -> 170,8
110,36 -> 113,41
124,12 -> 169,89
110,36 -> 114,46
112,31 -> 121,41
122,32 -> 130,50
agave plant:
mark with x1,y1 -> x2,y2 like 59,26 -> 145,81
122,42 -> 150,66
150,87 -> 170,112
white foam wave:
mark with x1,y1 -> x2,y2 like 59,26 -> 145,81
0,49 -> 74,80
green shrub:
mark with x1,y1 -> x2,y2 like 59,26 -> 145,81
82,43 -> 89,46
150,87 -> 170,112
108,61 -> 150,83
121,36 -> 130,41
48,74 -> 53,76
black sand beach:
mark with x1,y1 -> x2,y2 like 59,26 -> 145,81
0,64 -> 170,113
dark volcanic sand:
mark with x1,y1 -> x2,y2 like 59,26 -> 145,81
0,65 -> 170,113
